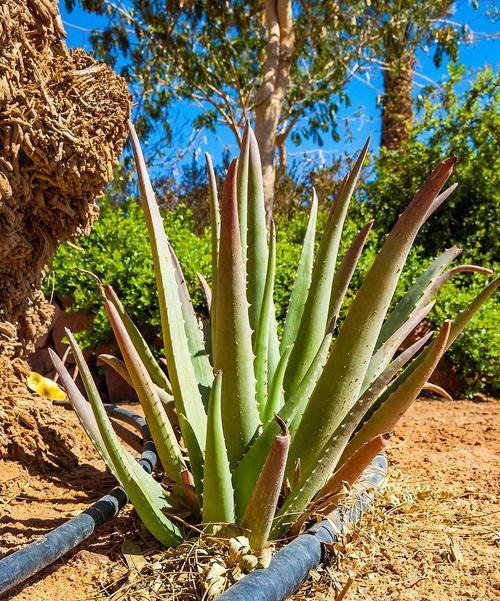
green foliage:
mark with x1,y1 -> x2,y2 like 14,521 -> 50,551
47,199 -> 210,350
431,276 -> 499,396
369,66 -> 500,262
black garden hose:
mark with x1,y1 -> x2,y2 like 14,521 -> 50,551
218,452 -> 388,601
0,406 -> 155,598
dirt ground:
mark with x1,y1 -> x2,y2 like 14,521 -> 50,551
0,397 -> 498,601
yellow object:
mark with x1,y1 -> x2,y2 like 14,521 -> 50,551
27,371 -> 67,401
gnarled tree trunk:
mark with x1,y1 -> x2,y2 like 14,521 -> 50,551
0,0 -> 130,468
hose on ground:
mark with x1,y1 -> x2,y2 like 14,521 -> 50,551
0,405 -> 154,597
218,452 -> 388,601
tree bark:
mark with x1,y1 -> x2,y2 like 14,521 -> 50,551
380,50 -> 415,151
254,0 -> 294,227
0,0 -> 130,468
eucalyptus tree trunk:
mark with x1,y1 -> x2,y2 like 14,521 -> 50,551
380,50 -> 415,150
254,0 -> 294,226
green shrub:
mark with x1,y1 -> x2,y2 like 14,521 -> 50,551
47,199 -> 210,350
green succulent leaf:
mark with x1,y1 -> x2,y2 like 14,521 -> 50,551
280,192 -> 319,354
284,139 -> 370,398
213,158 -> 260,465
60,331 -> 183,547
105,300 -> 187,484
103,285 -> 172,395
129,122 -> 207,454
288,156 -> 456,480
202,372 -> 235,524
254,221 -> 277,417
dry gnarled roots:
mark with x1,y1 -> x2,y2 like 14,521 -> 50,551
0,0 -> 131,358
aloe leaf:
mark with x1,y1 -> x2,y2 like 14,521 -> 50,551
288,156 -> 456,480
213,158 -> 259,464
49,348 -> 116,476
246,128 -> 270,348
290,433 -> 388,536
103,285 -> 172,395
205,152 -> 220,355
262,346 -> 293,426
280,192 -> 318,353
376,247 -> 476,350
105,301 -> 187,485
98,353 -> 175,411
319,434 -> 389,499
424,181 -> 458,219
358,276 -> 498,435
62,331 -> 183,547
284,139 -> 370,397
202,372 -> 235,524
422,382 -> 453,400
237,123 -> 250,263
362,301 -> 435,391
129,122 -> 207,452
241,416 -> 290,553
341,321 -> 451,463
178,412 -> 204,507
254,221 -> 277,417
327,219 -> 374,329
233,333 -> 332,518
169,242 -> 213,407
359,332 -> 433,410
197,273 -> 212,314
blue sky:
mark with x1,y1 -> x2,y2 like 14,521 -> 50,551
59,1 -> 498,172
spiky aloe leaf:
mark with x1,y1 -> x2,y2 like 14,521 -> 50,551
262,345 -> 293,426
197,273 -> 212,313
60,332 -> 183,547
202,372 -> 235,524
327,219 -> 374,331
178,412 -> 204,508
280,192 -> 318,353
341,321 -> 451,463
103,285 -> 172,395
129,122 -> 207,453
254,221 -> 276,417
169,243 -> 213,406
49,348 -> 116,477
359,332 -> 433,409
233,333 -> 332,518
98,353 -> 175,413
241,416 -> 290,554
284,139 -> 370,397
367,275 -> 499,425
105,301 -> 187,485
205,153 -> 220,356
237,123 -> 250,263
376,248 -> 489,350
422,382 -> 453,400
362,301 -> 435,391
288,157 -> 456,480
214,158 -> 259,464
246,128 -> 269,345
290,434 -> 388,536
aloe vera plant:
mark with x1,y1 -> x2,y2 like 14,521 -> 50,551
51,121 -> 497,555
